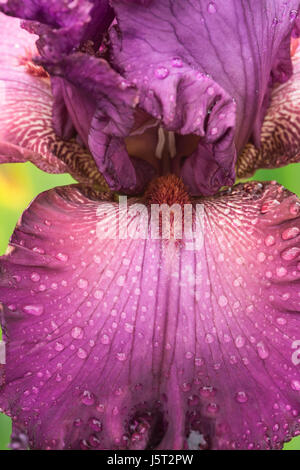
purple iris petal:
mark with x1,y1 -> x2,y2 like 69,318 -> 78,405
108,0 -> 300,194
0,181 -> 300,449
0,1 -> 114,143
45,53 -> 154,192
0,12 -> 68,174
0,13 -> 111,189
0,0 -> 114,57
238,40 -> 300,177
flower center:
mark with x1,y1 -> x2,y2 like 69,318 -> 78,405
144,174 -> 191,207
125,109 -> 199,177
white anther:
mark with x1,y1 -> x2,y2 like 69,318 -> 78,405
155,126 -> 166,159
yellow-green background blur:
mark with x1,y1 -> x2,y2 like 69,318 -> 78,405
0,162 -> 299,450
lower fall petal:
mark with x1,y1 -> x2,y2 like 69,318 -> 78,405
0,181 -> 300,449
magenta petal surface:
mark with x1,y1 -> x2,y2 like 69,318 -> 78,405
0,0 -> 114,57
0,1 -> 114,149
0,12 -> 102,181
0,182 -> 300,449
109,0 -> 300,194
238,41 -> 300,177
0,12 -> 68,174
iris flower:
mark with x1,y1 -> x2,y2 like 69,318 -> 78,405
0,0 -> 300,450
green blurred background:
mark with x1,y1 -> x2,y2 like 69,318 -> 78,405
0,162 -> 299,450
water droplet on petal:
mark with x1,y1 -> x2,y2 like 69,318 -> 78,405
155,67 -> 169,79
265,235 -> 275,246
117,352 -> 126,362
30,272 -> 40,282
199,386 -> 216,398
77,278 -> 88,289
23,304 -> 44,316
81,390 -> 95,406
218,295 -> 228,307
55,342 -> 64,352
71,326 -> 83,339
257,341 -> 269,359
235,335 -> 245,348
206,402 -> 219,414
89,418 -> 102,432
257,252 -> 266,263
56,253 -> 68,262
291,379 -> 300,391
281,246 -> 300,261
235,391 -> 248,403
276,317 -> 287,326
172,57 -> 183,68
94,290 -> 104,300
276,266 -> 287,278
117,275 -> 125,287
282,227 -> 300,240
101,334 -> 110,345
125,323 -> 134,334
289,202 -> 300,215
290,9 -> 298,21
205,333 -> 214,344
261,200 -> 280,213
77,348 -> 87,359
207,2 -> 217,13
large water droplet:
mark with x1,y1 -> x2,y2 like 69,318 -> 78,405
172,57 -> 183,68
281,246 -> 300,261
55,342 -> 64,352
77,348 -> 87,359
89,417 -> 102,432
206,402 -> 219,414
257,341 -> 269,359
207,2 -> 217,13
199,386 -> 216,398
235,335 -> 245,348
265,235 -> 275,246
155,67 -> 169,79
56,253 -> 68,262
23,304 -> 44,316
81,390 -> 95,406
290,9 -> 298,21
117,352 -> 126,362
276,266 -> 287,278
71,326 -> 83,340
282,227 -> 300,240
94,290 -> 104,300
291,379 -> 300,391
30,272 -> 40,282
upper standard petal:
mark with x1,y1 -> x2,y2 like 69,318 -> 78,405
0,0 -> 114,57
108,0 -> 300,194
